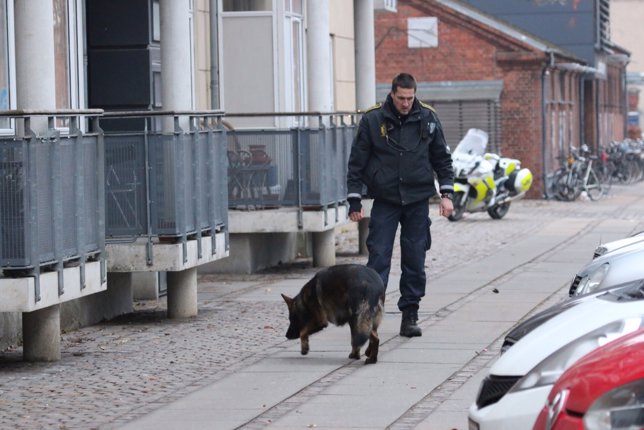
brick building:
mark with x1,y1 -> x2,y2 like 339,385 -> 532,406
374,0 -> 628,198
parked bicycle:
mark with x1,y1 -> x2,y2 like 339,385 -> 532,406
609,139 -> 644,184
552,145 -> 605,201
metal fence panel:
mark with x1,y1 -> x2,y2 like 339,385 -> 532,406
212,128 -> 228,229
104,114 -> 228,242
0,140 -> 27,265
59,136 -> 78,258
148,132 -> 185,236
82,135 -> 101,252
0,128 -> 103,271
104,133 -> 147,238
228,129 -> 294,208
33,138 -> 55,263
226,115 -> 356,210
198,127 -> 227,232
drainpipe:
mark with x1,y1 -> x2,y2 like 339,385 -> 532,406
209,0 -> 220,109
540,51 -> 554,199
595,79 -> 600,150
580,76 -> 585,148
622,66 -> 628,139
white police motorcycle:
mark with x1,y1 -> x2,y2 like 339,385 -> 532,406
448,128 -> 533,222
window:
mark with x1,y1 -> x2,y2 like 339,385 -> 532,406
0,1 -> 83,131
53,0 -> 70,112
284,0 -> 301,14
223,0 -> 272,12
286,11 -> 304,113
152,0 -> 160,42
52,0 -> 84,128
284,1 -> 304,115
408,17 -> 438,48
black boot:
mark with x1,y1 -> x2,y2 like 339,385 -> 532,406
400,306 -> 422,337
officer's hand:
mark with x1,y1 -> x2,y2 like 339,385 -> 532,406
439,197 -> 454,218
348,198 -> 363,222
349,209 -> 364,222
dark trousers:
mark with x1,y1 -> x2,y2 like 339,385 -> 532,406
366,199 -> 432,311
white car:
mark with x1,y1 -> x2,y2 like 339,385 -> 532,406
570,236 -> 644,296
468,280 -> 644,430
591,230 -> 644,258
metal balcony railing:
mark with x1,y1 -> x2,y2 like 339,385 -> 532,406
223,112 -> 358,215
101,111 -> 228,264
0,110 -> 105,300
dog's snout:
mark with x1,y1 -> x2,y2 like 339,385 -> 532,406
285,327 -> 299,339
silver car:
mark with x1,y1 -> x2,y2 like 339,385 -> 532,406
570,232 -> 644,296
591,230 -> 644,258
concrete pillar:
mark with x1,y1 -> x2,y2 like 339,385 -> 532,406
312,230 -> 335,267
306,0 -> 336,264
23,306 -> 61,362
132,272 -> 164,300
105,273 -> 134,317
354,0 -> 376,111
160,0 -> 193,127
16,0 -> 59,362
159,0 -> 198,316
15,0 -> 56,112
167,268 -> 198,318
306,0 -> 332,113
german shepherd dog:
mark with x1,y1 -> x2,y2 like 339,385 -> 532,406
281,264 -> 385,364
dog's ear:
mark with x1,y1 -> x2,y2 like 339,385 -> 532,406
281,293 -> 294,309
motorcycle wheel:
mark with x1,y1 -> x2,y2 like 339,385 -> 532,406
448,192 -> 465,222
487,202 -> 510,220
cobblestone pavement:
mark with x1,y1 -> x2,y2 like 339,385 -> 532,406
1,184 -> 644,429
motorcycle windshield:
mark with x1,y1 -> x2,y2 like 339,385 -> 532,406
453,128 -> 488,156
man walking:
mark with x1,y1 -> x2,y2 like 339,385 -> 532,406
347,73 -> 454,337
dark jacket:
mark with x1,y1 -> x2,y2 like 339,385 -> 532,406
347,95 -> 454,206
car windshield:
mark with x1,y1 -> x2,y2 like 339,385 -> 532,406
452,128 -> 488,156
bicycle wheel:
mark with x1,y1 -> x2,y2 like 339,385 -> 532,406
549,168 -> 566,200
585,168 -> 603,201
559,171 -> 581,201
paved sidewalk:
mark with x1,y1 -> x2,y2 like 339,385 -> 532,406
1,184 -> 644,430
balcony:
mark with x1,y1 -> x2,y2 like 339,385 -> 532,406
198,112 -> 357,273
0,110 -> 106,312
101,111 -> 229,272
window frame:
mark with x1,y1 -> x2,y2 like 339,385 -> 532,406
53,0 -> 86,131
0,0 -> 16,134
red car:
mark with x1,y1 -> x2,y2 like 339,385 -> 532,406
533,328 -> 644,430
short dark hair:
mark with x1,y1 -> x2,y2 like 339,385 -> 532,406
391,73 -> 417,93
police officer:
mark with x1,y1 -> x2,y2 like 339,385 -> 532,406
347,73 -> 454,337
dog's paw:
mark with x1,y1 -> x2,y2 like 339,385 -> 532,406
348,352 -> 360,360
364,356 -> 377,364
300,337 -> 309,355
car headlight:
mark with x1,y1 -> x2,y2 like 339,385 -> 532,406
575,263 -> 610,296
583,379 -> 644,430
509,317 -> 643,393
